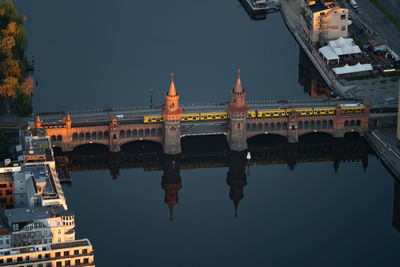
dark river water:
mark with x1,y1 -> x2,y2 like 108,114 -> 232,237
17,0 -> 400,266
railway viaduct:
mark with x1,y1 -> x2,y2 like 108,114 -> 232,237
36,72 -> 370,155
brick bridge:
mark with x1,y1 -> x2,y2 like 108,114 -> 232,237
36,72 -> 370,154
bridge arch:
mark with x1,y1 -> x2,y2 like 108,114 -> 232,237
85,132 -> 90,140
79,132 -> 84,141
299,131 -> 333,143
91,132 -> 96,140
247,133 -> 288,147
73,143 -> 109,153
120,130 -> 125,138
120,138 -> 162,148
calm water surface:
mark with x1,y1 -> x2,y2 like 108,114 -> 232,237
17,1 -> 400,266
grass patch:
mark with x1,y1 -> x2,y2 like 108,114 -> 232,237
369,0 -> 400,29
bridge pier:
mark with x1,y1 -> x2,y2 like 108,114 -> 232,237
163,121 -> 182,155
61,143 -> 74,152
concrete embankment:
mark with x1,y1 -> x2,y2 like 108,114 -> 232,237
364,129 -> 400,179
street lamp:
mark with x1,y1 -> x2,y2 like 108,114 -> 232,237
149,89 -> 154,108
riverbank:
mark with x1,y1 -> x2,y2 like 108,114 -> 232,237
279,0 -> 399,110
364,128 -> 400,179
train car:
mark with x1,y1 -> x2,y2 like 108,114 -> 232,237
200,112 -> 228,120
313,107 -> 335,115
182,113 -> 200,121
295,108 -> 314,116
257,109 -> 286,118
247,110 -> 257,118
144,115 -> 164,123
340,103 -> 365,114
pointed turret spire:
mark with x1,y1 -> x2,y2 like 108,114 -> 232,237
234,200 -> 239,218
35,115 -> 41,129
168,73 -> 177,96
169,203 -> 174,221
67,113 -> 71,121
234,69 -> 243,93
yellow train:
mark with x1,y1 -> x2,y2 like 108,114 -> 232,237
182,113 -> 200,121
200,112 -> 227,120
144,115 -> 164,123
143,104 -> 366,123
340,104 -> 366,114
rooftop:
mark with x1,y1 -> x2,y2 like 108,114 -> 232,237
5,206 -> 72,224
0,239 -> 91,257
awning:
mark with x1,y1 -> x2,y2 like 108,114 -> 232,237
333,63 -> 373,75
319,46 -> 339,61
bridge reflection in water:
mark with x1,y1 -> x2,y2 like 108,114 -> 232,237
54,134 -> 400,230
53,134 -> 400,229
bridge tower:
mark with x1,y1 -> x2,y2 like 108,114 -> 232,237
227,70 -> 248,151
109,117 -> 121,152
35,115 -> 41,129
287,110 -> 299,143
162,73 -> 183,155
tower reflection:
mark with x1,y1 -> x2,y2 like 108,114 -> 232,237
57,135 -> 398,229
162,154 -> 182,221
226,151 -> 247,217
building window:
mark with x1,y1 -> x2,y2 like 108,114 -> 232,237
74,249 -> 79,255
45,253 -> 50,258
65,260 -> 71,266
55,252 -> 61,257
84,258 -> 89,263
56,261 -> 62,267
75,259 -> 81,264
340,14 -> 346,20
64,251 -> 69,256
82,249 -> 88,254
341,26 -> 346,31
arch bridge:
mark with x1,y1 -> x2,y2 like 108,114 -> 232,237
35,73 -> 370,154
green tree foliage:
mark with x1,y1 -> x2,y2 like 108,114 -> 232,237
0,129 -> 9,160
0,0 -> 32,115
15,87 -> 31,116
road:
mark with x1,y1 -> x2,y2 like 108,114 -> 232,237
341,0 -> 400,55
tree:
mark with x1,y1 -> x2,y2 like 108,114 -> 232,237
0,58 -> 20,78
20,77 -> 33,95
15,87 -> 32,116
0,35 -> 15,59
0,76 -> 18,97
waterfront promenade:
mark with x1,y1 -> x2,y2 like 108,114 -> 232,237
279,0 -> 399,110
365,128 -> 400,179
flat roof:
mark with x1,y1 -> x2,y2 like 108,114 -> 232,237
50,240 -> 89,250
5,206 -> 72,224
